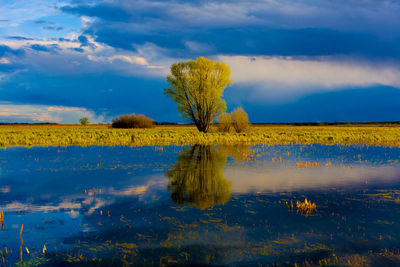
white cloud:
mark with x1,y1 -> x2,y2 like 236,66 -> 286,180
1,37 -> 168,77
108,176 -> 166,197
101,0 -> 400,36
227,166 -> 400,193
1,201 -> 82,212
184,41 -> 214,53
219,55 -> 400,99
0,103 -> 105,124
88,54 -> 148,65
0,58 -> 10,64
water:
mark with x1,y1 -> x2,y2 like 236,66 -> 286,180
0,144 -> 400,266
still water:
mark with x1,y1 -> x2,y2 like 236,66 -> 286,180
0,144 -> 400,266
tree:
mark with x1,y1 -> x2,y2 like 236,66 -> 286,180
79,117 -> 90,125
165,57 -> 232,133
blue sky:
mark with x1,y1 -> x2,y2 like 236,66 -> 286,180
0,0 -> 399,123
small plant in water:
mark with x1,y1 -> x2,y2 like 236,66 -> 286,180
296,198 -> 317,215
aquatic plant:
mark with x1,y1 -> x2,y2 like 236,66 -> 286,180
296,198 -> 317,215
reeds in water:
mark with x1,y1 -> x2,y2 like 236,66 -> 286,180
296,198 -> 317,215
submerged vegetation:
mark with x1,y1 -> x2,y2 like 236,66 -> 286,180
0,124 -> 399,147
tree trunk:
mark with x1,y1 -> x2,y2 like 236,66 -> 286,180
195,122 -> 208,133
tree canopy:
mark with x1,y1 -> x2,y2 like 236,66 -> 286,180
165,57 -> 232,132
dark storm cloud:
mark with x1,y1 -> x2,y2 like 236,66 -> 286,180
59,0 -> 400,59
6,36 -> 34,41
0,45 -> 25,57
30,44 -> 60,53
92,26 -> 400,59
234,86 -> 400,123
30,44 -> 51,52
61,4 -> 132,21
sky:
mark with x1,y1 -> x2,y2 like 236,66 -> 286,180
0,0 -> 399,123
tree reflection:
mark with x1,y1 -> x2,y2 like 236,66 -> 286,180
165,145 -> 231,210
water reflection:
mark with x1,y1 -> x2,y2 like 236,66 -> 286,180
165,145 -> 231,209
0,145 -> 400,265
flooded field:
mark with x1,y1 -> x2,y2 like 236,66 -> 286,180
0,144 -> 400,266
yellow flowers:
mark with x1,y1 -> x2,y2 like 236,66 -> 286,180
0,124 -> 399,147
296,198 -> 317,215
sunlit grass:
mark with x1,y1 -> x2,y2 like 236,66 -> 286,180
0,124 -> 399,147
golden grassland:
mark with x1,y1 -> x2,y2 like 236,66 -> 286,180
0,124 -> 399,147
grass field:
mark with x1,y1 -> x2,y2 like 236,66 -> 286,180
0,124 -> 399,147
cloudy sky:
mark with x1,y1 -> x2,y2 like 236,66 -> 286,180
0,0 -> 399,123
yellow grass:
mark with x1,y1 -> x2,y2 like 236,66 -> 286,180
0,124 -> 399,147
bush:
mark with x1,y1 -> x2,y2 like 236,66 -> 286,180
111,114 -> 155,129
216,108 -> 251,133
231,107 -> 249,133
217,113 -> 232,132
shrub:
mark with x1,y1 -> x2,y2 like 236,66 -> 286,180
135,114 -> 155,128
111,114 -> 155,129
231,107 -> 249,133
217,113 -> 232,132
